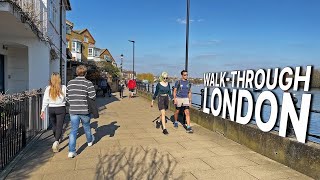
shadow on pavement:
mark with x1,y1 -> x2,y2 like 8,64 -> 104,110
76,121 -> 120,155
95,146 -> 182,179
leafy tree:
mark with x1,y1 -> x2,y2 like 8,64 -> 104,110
137,73 -> 154,83
95,61 -> 120,78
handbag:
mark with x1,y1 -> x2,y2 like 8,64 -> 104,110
87,97 -> 99,119
65,101 -> 70,114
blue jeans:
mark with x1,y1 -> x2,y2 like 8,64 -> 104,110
69,114 -> 93,153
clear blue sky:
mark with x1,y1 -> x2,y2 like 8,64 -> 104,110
67,0 -> 320,78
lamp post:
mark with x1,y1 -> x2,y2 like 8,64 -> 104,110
128,40 -> 135,79
185,0 -> 190,71
120,54 -> 123,77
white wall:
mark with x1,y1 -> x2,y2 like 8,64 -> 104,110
28,39 -> 50,90
6,47 -> 29,93
0,36 -> 51,92
71,52 -> 82,62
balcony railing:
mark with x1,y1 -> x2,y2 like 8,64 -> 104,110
0,0 -> 48,41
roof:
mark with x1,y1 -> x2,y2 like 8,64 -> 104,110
73,29 -> 96,43
66,20 -> 73,27
100,49 -> 116,62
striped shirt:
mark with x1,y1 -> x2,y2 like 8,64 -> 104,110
66,76 -> 96,115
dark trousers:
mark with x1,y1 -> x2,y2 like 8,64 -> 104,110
119,88 -> 124,98
49,106 -> 66,141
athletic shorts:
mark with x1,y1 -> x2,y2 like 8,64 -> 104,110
129,89 -> 135,92
158,95 -> 169,110
175,98 -> 190,110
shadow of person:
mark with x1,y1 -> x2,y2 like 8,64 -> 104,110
170,108 -> 188,130
77,121 -> 120,154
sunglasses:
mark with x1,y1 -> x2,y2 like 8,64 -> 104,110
52,72 -> 60,75
163,77 -> 168,80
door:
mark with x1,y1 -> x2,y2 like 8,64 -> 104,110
0,55 -> 4,93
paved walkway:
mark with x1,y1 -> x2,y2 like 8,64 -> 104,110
4,90 -> 312,180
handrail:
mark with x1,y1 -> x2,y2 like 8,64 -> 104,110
137,83 -> 320,143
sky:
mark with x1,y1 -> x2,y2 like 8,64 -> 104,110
67,0 -> 320,78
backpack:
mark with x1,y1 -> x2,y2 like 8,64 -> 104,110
176,80 -> 192,95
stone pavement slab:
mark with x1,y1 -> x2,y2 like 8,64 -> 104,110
4,89 -> 313,180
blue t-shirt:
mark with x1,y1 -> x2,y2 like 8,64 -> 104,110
174,80 -> 190,98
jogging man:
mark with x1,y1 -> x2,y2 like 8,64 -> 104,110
173,70 -> 193,133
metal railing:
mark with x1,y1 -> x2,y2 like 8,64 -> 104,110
0,89 -> 45,170
137,83 -> 320,143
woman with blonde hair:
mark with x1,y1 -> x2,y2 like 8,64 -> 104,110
41,72 -> 67,152
151,72 -> 173,135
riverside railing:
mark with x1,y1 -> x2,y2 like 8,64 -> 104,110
137,83 -> 320,143
0,89 -> 46,171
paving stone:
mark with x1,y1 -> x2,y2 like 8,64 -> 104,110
192,168 -> 258,180
5,91 -> 311,180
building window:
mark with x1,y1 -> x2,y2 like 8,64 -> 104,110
105,55 -> 111,62
88,48 -> 93,57
49,0 -> 57,27
66,25 -> 71,34
84,37 -> 88,43
72,41 -> 76,52
72,41 -> 82,53
76,42 -> 81,53
94,49 -> 99,57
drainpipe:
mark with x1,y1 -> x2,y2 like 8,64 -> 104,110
59,0 -> 63,83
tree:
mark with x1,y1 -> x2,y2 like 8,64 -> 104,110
95,61 -> 120,78
137,73 -> 154,83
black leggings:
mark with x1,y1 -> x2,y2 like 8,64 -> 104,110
49,106 -> 66,141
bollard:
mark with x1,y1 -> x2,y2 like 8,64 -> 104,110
200,89 -> 204,109
152,84 -> 154,94
286,94 -> 298,137
147,84 -> 150,92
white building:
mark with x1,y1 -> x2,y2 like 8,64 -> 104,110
0,0 -> 71,94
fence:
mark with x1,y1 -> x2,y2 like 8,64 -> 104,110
137,83 -> 320,143
0,89 -> 46,171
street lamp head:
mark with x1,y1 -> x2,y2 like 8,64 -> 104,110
128,40 -> 135,43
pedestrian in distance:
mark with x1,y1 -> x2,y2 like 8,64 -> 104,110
119,80 -> 125,99
40,72 -> 67,153
151,72 -> 173,135
100,78 -> 108,97
128,78 -> 136,99
66,65 -> 96,158
173,70 -> 193,133
106,81 -> 112,97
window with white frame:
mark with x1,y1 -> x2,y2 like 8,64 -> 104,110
88,48 -> 93,57
84,37 -> 88,43
76,42 -> 81,53
94,49 -> 99,57
72,41 -> 82,53
72,41 -> 76,52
